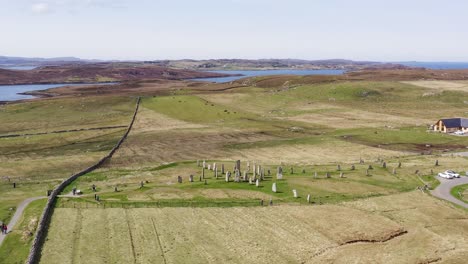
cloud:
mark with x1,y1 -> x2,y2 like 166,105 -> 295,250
28,0 -> 126,14
31,2 -> 50,14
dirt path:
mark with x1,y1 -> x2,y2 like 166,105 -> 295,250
431,176 -> 468,208
0,196 -> 47,247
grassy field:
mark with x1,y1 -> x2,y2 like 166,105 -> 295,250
0,198 -> 47,264
0,96 -> 135,223
2,77 -> 468,263
451,184 -> 468,203
41,191 -> 468,264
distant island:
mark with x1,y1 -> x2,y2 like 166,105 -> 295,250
0,56 -> 407,71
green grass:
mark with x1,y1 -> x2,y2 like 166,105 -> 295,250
68,159 -> 426,207
0,96 -> 135,135
0,199 -> 47,264
451,184 -> 468,203
333,126 -> 468,152
0,95 -> 136,236
143,95 -> 250,123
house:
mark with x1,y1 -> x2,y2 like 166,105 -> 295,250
433,118 -> 468,133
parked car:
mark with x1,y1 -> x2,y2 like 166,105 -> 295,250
445,170 -> 460,178
438,172 -> 454,179
454,130 -> 465,135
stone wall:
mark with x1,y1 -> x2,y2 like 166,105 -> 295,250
26,97 -> 141,264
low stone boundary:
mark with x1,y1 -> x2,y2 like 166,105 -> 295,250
26,97 -> 141,264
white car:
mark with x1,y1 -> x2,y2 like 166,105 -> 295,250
445,170 -> 460,178
454,130 -> 465,135
438,172 -> 454,179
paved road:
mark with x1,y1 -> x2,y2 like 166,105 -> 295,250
431,176 -> 468,208
0,196 -> 47,247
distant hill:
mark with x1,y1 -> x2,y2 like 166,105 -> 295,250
143,58 -> 391,70
0,56 -> 105,66
0,63 -> 231,85
0,55 -> 406,71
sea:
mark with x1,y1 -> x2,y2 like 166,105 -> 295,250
0,83 -> 115,102
2,62 -> 468,101
398,62 -> 468,70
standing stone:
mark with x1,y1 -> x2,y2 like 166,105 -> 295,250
221,164 -> 225,174
225,171 -> 230,182
202,167 -> 205,179
268,169 -> 271,176
326,172 -> 331,178
140,181 -> 145,188
359,158 -> 364,164
197,160 -> 200,167
393,168 -> 396,175
202,160 -> 206,169
272,182 -> 277,193
234,170 -> 241,182
260,169 -> 265,180
247,161 -> 250,171
177,176 -> 182,183
340,172 -> 344,178
435,160 -> 439,166
243,171 -> 248,181
382,162 -> 386,168
302,169 -> 306,174
249,177 -> 253,185
277,167 -> 283,180
257,165 -> 261,176
337,165 -> 341,171
13,182 -> 16,188
366,169 -> 370,176
207,164 -> 211,171
398,162 -> 402,168
290,167 -> 294,174
307,194 -> 311,203
236,160 -> 241,172
213,163 -> 216,171
215,169 -> 218,179
368,165 -> 373,170
351,164 -> 355,170
253,163 -> 257,178
293,189 -> 298,198
204,180 -> 208,185
199,175 -> 202,181
189,175 -> 194,182
314,172 -> 318,178
430,169 -> 434,175
256,179 -> 259,187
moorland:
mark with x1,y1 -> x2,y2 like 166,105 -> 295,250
1,65 -> 468,263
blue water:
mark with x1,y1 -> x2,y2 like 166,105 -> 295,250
398,62 -> 468,70
0,65 -> 37,70
191,69 -> 346,83
0,83 -> 116,102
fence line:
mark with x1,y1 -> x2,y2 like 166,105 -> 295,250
26,97 -> 141,264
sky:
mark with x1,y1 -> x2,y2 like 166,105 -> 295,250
1,0 -> 468,61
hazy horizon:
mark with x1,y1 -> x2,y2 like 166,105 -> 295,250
2,0 -> 468,62
3,55 -> 468,64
